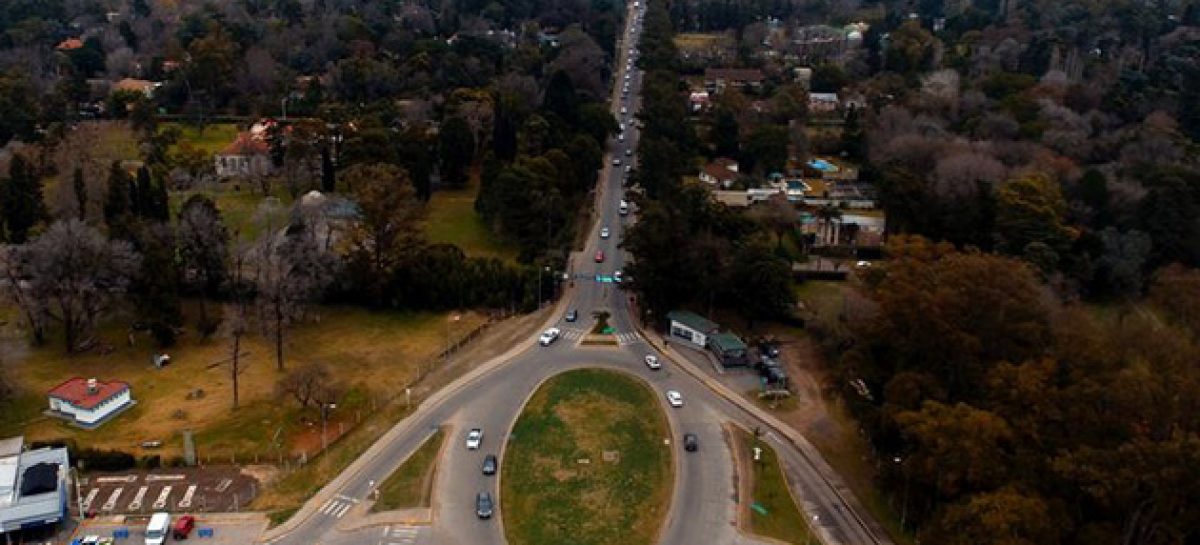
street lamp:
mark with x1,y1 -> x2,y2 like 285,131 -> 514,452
320,402 -> 337,452
444,314 -> 462,366
538,266 -> 551,308
806,515 -> 820,545
894,456 -> 909,532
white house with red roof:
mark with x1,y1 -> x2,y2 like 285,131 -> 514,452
214,132 -> 272,179
46,378 -> 135,429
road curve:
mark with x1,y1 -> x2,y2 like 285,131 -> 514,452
262,2 -> 892,545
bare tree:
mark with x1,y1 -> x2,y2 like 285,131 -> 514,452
275,362 -> 343,410
749,193 -> 798,252
253,211 -> 335,372
0,247 -> 48,345
224,243 -> 250,409
6,220 -> 140,352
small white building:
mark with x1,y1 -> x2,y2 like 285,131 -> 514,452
46,377 -> 135,429
667,311 -> 719,349
214,132 -> 272,179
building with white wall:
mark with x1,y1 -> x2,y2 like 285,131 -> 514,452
0,436 -> 70,535
46,378 -> 135,429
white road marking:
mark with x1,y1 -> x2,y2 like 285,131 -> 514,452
332,502 -> 352,518
177,484 -> 198,509
127,485 -> 148,511
319,499 -> 337,515
144,474 -> 186,482
335,493 -> 361,504
81,488 -> 99,511
96,475 -> 138,484
151,485 -> 173,509
100,487 -> 123,511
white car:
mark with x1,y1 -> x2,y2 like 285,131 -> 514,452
600,227 -> 610,239
613,158 -> 622,166
538,328 -> 561,346
619,123 -> 625,131
666,390 -> 683,407
466,428 -> 483,450
645,355 -> 661,370
614,269 -> 623,283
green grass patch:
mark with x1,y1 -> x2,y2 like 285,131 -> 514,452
164,123 -> 241,155
793,280 -> 847,322
734,427 -> 816,544
373,428 -> 445,511
424,176 -> 517,262
502,369 -> 672,545
266,507 -> 299,529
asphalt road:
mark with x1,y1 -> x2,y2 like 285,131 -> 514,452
266,3 -> 890,545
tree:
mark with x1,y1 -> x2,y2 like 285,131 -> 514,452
712,107 -> 740,158
8,220 -> 140,352
749,193 -> 796,251
275,362 -> 343,410
103,161 -> 134,240
727,240 -> 795,326
254,213 -> 336,371
922,487 -> 1063,545
72,168 -> 87,221
3,154 -> 46,244
742,124 -> 788,175
439,115 -> 475,188
344,164 -> 424,304
131,222 -> 182,347
0,73 -> 40,146
994,174 -> 1072,259
178,195 -> 229,339
896,401 -> 1014,500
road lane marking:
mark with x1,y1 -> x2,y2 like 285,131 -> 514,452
81,488 -> 99,511
332,502 -> 352,518
127,485 -> 148,511
151,485 -> 173,509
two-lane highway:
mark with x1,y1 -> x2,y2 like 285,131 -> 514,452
264,2 -> 890,545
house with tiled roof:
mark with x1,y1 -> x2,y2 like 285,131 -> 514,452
698,158 -> 740,188
214,132 -> 273,179
46,377 -> 135,428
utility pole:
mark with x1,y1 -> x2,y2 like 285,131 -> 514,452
321,402 -> 337,452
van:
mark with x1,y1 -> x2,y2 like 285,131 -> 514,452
145,512 -> 170,545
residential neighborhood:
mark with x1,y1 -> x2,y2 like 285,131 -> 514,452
1,0 -> 1199,545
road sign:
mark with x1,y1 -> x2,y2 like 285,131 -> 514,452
595,275 -> 616,283
751,502 -> 768,515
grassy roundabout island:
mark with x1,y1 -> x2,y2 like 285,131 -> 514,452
501,369 -> 673,545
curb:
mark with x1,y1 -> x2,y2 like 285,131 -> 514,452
636,326 -> 888,545
333,426 -> 446,533
258,299 -> 570,543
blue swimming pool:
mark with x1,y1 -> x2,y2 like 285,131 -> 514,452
808,159 -> 837,172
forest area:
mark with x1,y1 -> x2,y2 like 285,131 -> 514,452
623,0 -> 1200,544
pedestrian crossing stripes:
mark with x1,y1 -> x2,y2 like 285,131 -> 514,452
318,496 -> 356,518
560,328 -> 586,340
381,524 -> 421,545
616,332 -> 641,345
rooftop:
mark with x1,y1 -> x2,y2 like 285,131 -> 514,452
709,331 -> 748,352
220,132 -> 270,156
47,377 -> 129,410
0,438 -> 69,533
667,310 -> 719,332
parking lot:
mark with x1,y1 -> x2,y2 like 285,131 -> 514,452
75,467 -> 257,517
67,512 -> 267,545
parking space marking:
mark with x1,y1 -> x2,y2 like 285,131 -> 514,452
127,485 -> 148,511
101,487 -> 123,512
96,475 -> 138,484
81,488 -> 99,511
177,484 -> 198,509
214,478 -> 233,492
151,485 -> 173,510
145,474 -> 186,482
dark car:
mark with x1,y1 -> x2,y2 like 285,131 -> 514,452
683,433 -> 698,452
482,454 -> 497,475
565,309 -> 578,322
476,492 -> 494,519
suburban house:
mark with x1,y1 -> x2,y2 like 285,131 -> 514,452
55,38 -> 83,51
699,158 -> 739,188
704,68 -> 765,92
708,332 -> 750,367
111,78 -> 160,98
0,436 -> 70,535
46,377 -> 135,428
214,132 -> 272,179
808,92 -> 840,113
688,91 -> 710,113
667,311 -> 719,349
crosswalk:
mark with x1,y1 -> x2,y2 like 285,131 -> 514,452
559,328 -> 642,346
380,524 -> 422,545
318,494 -> 359,519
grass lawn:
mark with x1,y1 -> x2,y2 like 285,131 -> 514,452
424,179 -> 517,263
163,123 -> 241,155
502,369 -> 672,545
733,427 -> 816,544
372,427 -> 445,511
169,186 -> 294,242
0,305 -> 485,463
793,281 -> 848,321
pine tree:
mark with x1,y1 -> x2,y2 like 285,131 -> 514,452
135,166 -> 153,218
72,167 -> 87,220
104,161 -> 134,239
2,155 -> 46,243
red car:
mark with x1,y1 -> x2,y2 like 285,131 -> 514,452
594,250 -> 605,263
172,515 -> 195,539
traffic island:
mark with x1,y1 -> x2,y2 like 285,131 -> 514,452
730,426 -> 817,545
501,369 -> 672,545
580,310 -> 620,346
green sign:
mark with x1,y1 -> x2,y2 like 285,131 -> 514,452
751,502 -> 768,515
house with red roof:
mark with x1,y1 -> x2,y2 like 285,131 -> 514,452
214,132 -> 273,179
46,378 -> 135,428
698,157 -> 740,188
